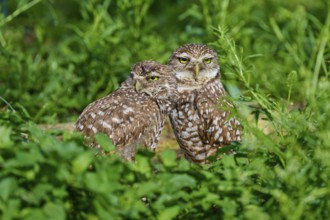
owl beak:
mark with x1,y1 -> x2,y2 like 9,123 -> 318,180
194,64 -> 200,79
135,81 -> 143,92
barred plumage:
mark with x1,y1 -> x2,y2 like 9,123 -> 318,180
168,44 -> 243,164
76,61 -> 175,160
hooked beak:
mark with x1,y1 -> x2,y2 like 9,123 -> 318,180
135,81 -> 143,92
194,63 -> 200,80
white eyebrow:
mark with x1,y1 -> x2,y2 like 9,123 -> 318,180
200,54 -> 215,59
178,53 -> 189,57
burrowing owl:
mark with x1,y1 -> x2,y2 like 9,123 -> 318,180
133,62 -> 177,114
76,61 -> 175,160
168,43 -> 243,164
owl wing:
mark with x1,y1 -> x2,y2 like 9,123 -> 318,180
76,87 -> 164,151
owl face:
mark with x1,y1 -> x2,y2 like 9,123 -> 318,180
131,61 -> 176,100
168,44 -> 219,90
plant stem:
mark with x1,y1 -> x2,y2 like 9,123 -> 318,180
0,0 -> 43,27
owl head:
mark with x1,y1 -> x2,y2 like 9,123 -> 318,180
131,60 -> 177,101
168,43 -> 219,90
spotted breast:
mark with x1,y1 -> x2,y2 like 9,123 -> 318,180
169,78 -> 243,164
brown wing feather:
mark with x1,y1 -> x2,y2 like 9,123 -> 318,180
76,81 -> 164,160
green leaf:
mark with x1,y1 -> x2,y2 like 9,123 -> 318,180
94,133 -> 116,151
43,202 -> 66,220
221,155 -> 237,168
0,126 -> 13,148
157,206 -> 180,220
133,154 -> 151,175
22,209 -> 47,220
160,149 -> 177,167
167,174 -> 197,192
72,151 -> 93,174
0,178 -> 17,201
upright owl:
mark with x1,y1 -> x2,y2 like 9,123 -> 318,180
75,61 -> 175,160
168,43 -> 243,164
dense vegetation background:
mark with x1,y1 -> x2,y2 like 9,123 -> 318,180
1,0 -> 329,219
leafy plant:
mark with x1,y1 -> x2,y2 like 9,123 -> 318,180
1,0 -> 329,219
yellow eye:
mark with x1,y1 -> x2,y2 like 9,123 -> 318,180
147,76 -> 159,81
178,57 -> 189,64
204,58 -> 212,64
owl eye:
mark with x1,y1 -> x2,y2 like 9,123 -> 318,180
178,57 -> 189,64
147,76 -> 159,81
203,58 -> 212,64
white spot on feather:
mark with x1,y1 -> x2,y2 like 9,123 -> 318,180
181,131 -> 190,138
214,128 -> 222,140
226,132 -> 231,141
99,120 -> 111,129
195,153 -> 206,160
112,117 -> 123,124
190,137 -> 200,142
123,107 -> 134,114
186,127 -> 198,132
97,111 -> 105,116
91,113 -> 96,119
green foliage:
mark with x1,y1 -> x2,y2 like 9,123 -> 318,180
1,0 -> 330,219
